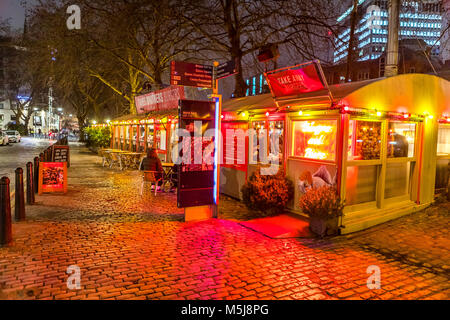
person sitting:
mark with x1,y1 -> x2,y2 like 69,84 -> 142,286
140,148 -> 163,191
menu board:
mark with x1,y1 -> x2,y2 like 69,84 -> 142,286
177,100 -> 216,208
52,145 -> 70,167
38,162 -> 68,194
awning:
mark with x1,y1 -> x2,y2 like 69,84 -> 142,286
111,109 -> 179,125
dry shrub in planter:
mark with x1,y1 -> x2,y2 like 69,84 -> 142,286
241,169 -> 294,216
299,186 -> 344,237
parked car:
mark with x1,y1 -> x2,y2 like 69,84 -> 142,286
5,130 -> 21,143
0,131 -> 9,146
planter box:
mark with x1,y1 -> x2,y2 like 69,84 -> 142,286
309,216 -> 339,237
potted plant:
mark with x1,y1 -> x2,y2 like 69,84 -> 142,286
298,186 -> 344,237
241,169 -> 294,217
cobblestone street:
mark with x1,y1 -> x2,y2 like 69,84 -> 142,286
0,145 -> 449,300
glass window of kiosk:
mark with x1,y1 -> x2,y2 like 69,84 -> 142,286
155,124 -> 166,151
250,121 -> 267,163
346,120 -> 381,206
348,120 -> 382,160
132,126 -> 137,151
435,123 -> 450,194
139,126 -> 146,152
291,120 -> 337,161
387,122 -> 416,158
268,120 -> 284,164
147,124 -> 154,149
437,123 -> 450,156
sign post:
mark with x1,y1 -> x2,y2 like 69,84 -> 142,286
177,100 -> 217,221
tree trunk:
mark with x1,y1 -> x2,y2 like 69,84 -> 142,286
233,53 -> 247,97
23,116 -> 31,136
77,115 -> 86,142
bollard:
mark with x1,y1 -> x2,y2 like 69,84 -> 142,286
39,152 -> 44,162
34,157 -> 39,194
44,149 -> 48,161
0,177 -> 12,246
26,162 -> 35,204
15,168 -> 25,221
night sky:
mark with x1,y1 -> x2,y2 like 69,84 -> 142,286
0,0 -> 37,29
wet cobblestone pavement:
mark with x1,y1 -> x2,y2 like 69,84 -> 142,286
0,145 -> 449,300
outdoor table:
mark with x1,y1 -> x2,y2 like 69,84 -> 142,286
120,152 -> 144,170
103,150 -> 128,169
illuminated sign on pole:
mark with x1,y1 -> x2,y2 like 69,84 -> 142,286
170,61 -> 213,88
216,59 -> 238,79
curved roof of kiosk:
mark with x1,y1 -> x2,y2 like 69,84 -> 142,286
223,72 -> 450,116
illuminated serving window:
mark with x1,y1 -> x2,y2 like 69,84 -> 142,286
269,121 -> 284,164
250,120 -> 284,164
348,120 -> 381,160
387,122 -> 416,158
292,120 -> 337,161
437,124 -> 450,156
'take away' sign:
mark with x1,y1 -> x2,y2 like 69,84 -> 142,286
264,61 -> 326,98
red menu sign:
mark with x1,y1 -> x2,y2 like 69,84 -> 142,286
135,86 -> 186,114
170,61 -> 213,88
265,62 -> 325,98
38,162 -> 68,194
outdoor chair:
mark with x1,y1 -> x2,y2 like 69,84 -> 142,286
140,171 -> 163,196
109,152 -> 122,170
137,154 -> 146,170
99,149 -> 110,167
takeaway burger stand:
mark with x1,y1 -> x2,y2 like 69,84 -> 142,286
219,62 -> 450,234
109,60 -> 450,234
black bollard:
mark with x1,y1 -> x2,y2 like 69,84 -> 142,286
39,152 -> 44,162
0,177 -> 12,246
15,168 -> 25,221
26,162 -> 35,204
33,157 -> 39,194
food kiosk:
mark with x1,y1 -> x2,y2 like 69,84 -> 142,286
220,66 -> 450,234
110,85 -> 210,162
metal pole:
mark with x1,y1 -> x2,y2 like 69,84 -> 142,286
0,176 -> 12,246
385,0 -> 400,77
26,162 -> 35,204
15,168 -> 25,221
33,156 -> 39,193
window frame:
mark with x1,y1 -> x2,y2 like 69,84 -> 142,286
288,116 -> 339,164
